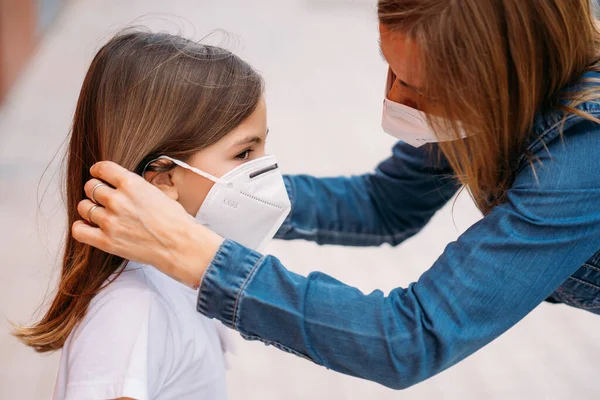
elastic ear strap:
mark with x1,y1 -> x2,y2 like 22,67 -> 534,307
156,156 -> 230,185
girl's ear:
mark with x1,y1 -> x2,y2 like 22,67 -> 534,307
143,160 -> 179,201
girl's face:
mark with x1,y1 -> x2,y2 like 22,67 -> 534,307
146,98 -> 268,216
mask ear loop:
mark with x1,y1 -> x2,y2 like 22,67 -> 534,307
153,155 -> 233,188
141,156 -> 175,178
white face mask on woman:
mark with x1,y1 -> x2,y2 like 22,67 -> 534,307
155,155 -> 291,253
381,69 -> 470,147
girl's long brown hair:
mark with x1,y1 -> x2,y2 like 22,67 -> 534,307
14,30 -> 264,352
378,0 -> 600,212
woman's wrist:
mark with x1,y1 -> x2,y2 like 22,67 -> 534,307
163,220 -> 225,288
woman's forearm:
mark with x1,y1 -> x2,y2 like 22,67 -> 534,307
199,137 -> 600,388
277,142 -> 458,247
167,222 -> 225,288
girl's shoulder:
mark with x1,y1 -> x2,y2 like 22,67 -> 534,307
55,262 -> 228,400
55,264 -> 177,400
88,262 -> 164,307
69,263 -> 174,354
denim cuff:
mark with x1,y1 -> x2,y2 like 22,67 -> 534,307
197,239 -> 264,328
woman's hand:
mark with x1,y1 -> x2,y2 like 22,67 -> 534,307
72,161 -> 224,287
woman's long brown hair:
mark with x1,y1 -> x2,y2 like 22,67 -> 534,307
14,30 -> 264,352
378,0 -> 600,212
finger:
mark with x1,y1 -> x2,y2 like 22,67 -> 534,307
72,220 -> 111,253
84,178 -> 115,206
77,199 -> 109,226
90,161 -> 139,189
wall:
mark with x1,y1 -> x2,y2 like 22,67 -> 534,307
0,0 -> 64,104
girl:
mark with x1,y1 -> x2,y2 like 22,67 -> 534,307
72,0 -> 600,391
14,30 -> 278,399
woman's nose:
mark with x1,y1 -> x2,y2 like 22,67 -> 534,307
387,79 -> 419,109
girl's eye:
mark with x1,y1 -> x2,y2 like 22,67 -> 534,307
235,150 -> 252,160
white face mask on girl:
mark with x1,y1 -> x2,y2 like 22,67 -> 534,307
381,68 -> 470,147
153,155 -> 291,253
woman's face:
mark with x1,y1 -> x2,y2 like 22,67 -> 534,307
147,98 -> 268,216
379,24 -> 426,110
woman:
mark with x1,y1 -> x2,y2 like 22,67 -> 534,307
13,31 -> 287,399
72,0 -> 600,391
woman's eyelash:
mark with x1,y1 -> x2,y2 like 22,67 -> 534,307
398,79 -> 424,96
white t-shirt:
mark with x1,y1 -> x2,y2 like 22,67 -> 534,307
53,261 -> 230,400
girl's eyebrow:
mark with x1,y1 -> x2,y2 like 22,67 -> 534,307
232,128 -> 269,147
232,136 -> 261,146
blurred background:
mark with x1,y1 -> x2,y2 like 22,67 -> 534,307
2,0 -> 600,399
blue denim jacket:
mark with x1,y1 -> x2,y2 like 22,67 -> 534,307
197,70 -> 600,389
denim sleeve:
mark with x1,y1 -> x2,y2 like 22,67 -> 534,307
275,142 -> 459,246
198,121 -> 600,389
